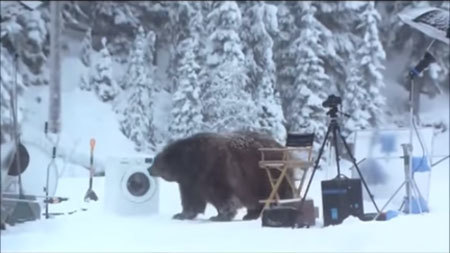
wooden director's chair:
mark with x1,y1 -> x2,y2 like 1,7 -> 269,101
258,133 -> 315,213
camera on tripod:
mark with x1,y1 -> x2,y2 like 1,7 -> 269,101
322,95 -> 342,108
292,94 -> 382,228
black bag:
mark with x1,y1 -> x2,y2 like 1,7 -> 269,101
262,205 -> 297,228
261,199 -> 317,228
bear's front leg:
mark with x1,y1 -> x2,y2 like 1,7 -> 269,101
173,183 -> 206,220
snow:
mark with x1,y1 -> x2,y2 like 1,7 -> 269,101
420,92 -> 450,131
1,149 -> 448,252
2,64 -> 448,251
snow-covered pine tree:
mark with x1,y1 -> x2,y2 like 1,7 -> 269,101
79,28 -> 92,91
356,2 -> 386,126
117,73 -> 156,152
200,1 -> 259,133
119,26 -> 148,90
241,2 -> 286,144
288,2 -> 330,148
166,1 -> 203,93
116,26 -> 158,152
0,46 -> 26,143
427,40 -> 450,96
91,37 -> 118,102
1,12 -> 27,143
272,2 -> 300,117
61,1 -> 90,28
197,1 -> 215,92
341,55 -> 371,137
199,1 -> 214,45
312,2 -> 362,98
92,2 -> 140,64
168,2 -> 204,140
80,28 -> 92,67
18,9 -> 49,86
169,37 -> 203,140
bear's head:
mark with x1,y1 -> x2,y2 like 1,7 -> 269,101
149,147 -> 178,182
148,137 -> 195,182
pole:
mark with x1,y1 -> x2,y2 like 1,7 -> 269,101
11,53 -> 24,197
49,1 -> 62,134
406,78 -> 415,214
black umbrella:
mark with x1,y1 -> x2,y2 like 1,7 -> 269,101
398,6 -> 449,45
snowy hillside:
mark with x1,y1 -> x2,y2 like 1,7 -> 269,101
19,60 -> 135,176
3,51 -> 172,201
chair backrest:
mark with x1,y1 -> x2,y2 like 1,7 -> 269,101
286,133 -> 315,147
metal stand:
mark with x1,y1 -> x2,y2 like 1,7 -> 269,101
374,65 -> 431,219
294,105 -> 381,227
374,144 -> 427,220
43,122 -> 59,219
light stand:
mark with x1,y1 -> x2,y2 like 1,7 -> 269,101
374,45 -> 436,219
43,122 -> 59,219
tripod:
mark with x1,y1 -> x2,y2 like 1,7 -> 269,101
294,104 -> 381,227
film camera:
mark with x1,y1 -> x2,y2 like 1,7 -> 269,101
322,95 -> 342,108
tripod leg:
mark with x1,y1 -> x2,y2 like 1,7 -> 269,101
331,125 -> 342,176
294,124 -> 333,227
399,199 -> 406,212
374,181 -> 406,220
336,127 -> 381,213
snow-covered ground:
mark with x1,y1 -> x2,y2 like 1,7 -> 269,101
1,39 -> 449,252
1,153 -> 448,253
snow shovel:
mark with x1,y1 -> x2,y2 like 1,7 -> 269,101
84,138 -> 98,202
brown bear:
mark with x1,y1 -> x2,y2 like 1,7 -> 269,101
149,131 -> 293,221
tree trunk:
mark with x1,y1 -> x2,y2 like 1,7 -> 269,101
49,1 -> 62,134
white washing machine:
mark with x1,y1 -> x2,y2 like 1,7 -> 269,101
105,156 -> 159,216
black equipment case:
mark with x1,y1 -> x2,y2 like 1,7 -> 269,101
321,176 -> 364,226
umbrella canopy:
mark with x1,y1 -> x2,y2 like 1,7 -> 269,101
398,7 -> 449,45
